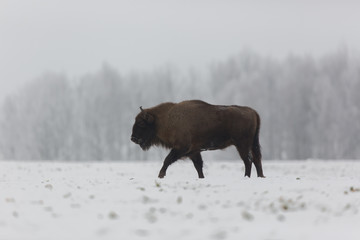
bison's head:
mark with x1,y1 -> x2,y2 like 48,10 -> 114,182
131,107 -> 156,151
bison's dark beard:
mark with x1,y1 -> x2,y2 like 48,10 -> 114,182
139,128 -> 156,151
139,140 -> 152,151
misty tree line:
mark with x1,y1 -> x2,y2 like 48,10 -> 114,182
0,49 -> 359,161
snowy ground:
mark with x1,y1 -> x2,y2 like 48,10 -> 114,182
1,160 -> 360,240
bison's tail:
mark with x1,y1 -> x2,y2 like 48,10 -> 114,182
252,111 -> 265,177
252,112 -> 262,160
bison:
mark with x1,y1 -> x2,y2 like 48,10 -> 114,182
131,100 -> 264,178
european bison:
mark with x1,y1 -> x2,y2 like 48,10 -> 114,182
131,100 -> 264,178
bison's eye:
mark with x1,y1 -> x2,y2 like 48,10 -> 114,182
136,121 -> 146,128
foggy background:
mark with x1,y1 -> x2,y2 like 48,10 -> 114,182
1,0 -> 360,161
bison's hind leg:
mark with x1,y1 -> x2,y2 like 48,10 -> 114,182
190,152 -> 205,178
235,145 -> 252,177
251,129 -> 265,178
251,149 -> 265,178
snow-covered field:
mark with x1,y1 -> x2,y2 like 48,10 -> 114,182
1,160 -> 360,240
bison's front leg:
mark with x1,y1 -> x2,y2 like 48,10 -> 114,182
190,152 -> 205,178
158,149 -> 183,178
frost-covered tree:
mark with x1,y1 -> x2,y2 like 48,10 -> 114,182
1,49 -> 359,161
0,74 -> 73,160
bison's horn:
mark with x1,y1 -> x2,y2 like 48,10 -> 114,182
140,106 -> 144,112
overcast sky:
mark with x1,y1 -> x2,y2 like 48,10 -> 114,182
1,0 -> 360,99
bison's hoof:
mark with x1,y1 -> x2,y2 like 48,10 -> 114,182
158,172 -> 166,178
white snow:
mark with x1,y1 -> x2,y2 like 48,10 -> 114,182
1,160 -> 360,240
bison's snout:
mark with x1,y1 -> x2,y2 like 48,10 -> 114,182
131,136 -> 138,143
131,136 -> 143,144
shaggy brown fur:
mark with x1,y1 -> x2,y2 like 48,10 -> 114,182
131,100 -> 264,178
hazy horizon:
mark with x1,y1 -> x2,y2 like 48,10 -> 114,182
1,0 -> 360,99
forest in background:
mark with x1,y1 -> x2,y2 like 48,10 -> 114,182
1,49 -> 359,161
